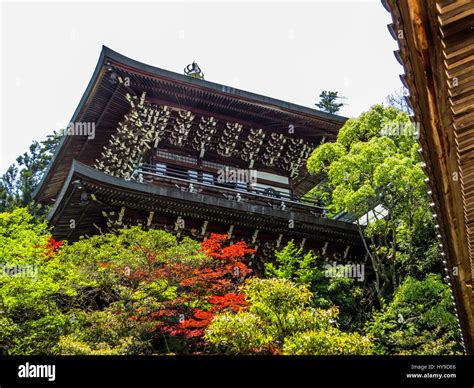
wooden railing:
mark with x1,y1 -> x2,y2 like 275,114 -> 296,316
132,162 -> 327,216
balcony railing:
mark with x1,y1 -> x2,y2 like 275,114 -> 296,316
130,162 -> 327,216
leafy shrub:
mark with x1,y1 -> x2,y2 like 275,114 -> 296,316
366,274 -> 462,355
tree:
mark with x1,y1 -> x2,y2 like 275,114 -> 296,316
265,241 -> 366,330
366,274 -> 462,355
0,131 -> 61,212
0,209 -> 256,355
0,208 -> 456,356
315,91 -> 344,114
205,278 -> 373,355
0,166 -> 18,211
0,209 -> 73,355
151,233 -> 253,345
385,87 -> 413,115
306,105 -> 440,306
56,230 -> 253,354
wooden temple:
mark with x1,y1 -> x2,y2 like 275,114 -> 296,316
34,46 -> 365,271
384,0 -> 474,353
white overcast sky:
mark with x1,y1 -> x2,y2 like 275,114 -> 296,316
0,0 -> 402,172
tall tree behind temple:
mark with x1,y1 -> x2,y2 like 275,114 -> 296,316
315,91 -> 344,114
306,105 -> 440,306
0,131 -> 62,211
385,87 -> 413,115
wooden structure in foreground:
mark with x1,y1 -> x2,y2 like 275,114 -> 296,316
384,0 -> 474,353
34,46 -> 364,272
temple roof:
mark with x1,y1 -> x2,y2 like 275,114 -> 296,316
34,46 -> 347,204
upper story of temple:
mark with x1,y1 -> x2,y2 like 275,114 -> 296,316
34,46 -> 364,265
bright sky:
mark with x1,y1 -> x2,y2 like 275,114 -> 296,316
0,0 -> 403,172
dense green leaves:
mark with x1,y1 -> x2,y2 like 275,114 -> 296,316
315,91 -> 344,114
0,104 -> 463,355
0,209 -> 78,355
283,329 -> 373,355
0,131 -> 61,213
366,274 -> 462,355
206,278 -> 373,355
302,104 -> 460,354
0,211 -> 254,355
307,105 -> 440,305
265,241 -> 365,330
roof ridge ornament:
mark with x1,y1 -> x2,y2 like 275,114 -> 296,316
184,61 -> 204,80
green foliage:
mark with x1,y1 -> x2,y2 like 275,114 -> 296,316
366,274 -> 462,355
0,131 -> 61,212
265,241 -> 317,285
204,312 -> 271,354
54,227 -> 206,354
265,241 -> 366,330
283,329 -> 373,355
0,214 -> 252,355
0,209 -> 78,355
0,209 -> 460,356
302,104 -> 458,354
0,213 -> 193,355
206,278 -> 373,355
315,91 -> 344,114
58,308 -> 155,355
306,105 -> 440,304
336,105 -> 410,149
0,208 -> 49,263
306,142 -> 346,176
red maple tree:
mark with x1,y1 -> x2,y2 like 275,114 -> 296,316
156,234 -> 254,339
45,237 -> 63,257
127,233 -> 254,344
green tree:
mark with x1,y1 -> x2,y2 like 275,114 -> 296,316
0,208 -> 81,355
315,90 -> 344,114
0,215 -> 187,355
265,241 -> 366,330
385,87 -> 412,115
0,131 -> 61,212
59,231 -> 253,355
366,274 -> 462,355
0,212 -> 253,355
307,105 -> 439,305
205,278 -> 373,355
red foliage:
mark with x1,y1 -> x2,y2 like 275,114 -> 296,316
128,234 -> 254,341
200,234 -> 255,261
173,234 -> 254,338
45,238 -> 63,257
208,292 -> 248,312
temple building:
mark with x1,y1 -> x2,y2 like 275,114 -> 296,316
34,46 -> 365,272
384,0 -> 474,353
